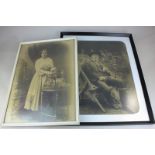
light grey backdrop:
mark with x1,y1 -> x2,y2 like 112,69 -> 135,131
0,26 -> 155,128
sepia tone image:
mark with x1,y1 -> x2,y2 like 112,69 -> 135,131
78,41 -> 139,115
4,39 -> 78,125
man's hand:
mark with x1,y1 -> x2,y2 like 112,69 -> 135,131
99,76 -> 106,81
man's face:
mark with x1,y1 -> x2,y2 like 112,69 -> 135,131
91,54 -> 99,62
41,50 -> 48,58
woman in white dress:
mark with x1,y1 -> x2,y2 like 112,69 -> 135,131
24,49 -> 55,111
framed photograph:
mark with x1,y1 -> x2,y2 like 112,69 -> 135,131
61,32 -> 154,125
2,38 -> 79,126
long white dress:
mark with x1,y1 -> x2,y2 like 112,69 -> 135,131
24,57 -> 54,111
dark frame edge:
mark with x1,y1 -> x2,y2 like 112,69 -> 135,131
60,31 -> 131,38
80,121 -> 154,126
129,34 -> 154,123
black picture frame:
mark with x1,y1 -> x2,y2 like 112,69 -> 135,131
61,32 -> 154,125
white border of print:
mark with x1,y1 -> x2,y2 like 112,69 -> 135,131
63,35 -> 149,122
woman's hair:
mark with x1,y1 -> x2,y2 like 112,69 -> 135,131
41,49 -> 48,54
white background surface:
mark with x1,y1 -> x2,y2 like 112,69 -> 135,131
0,26 -> 155,128
0,1 -> 155,155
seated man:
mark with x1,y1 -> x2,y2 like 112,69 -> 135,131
81,50 -> 125,109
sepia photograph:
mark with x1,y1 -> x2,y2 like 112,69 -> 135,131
78,41 -> 139,115
61,32 -> 154,124
3,38 -> 79,126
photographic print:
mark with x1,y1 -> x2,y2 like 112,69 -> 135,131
61,32 -> 154,124
3,38 -> 79,126
78,41 -> 138,115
